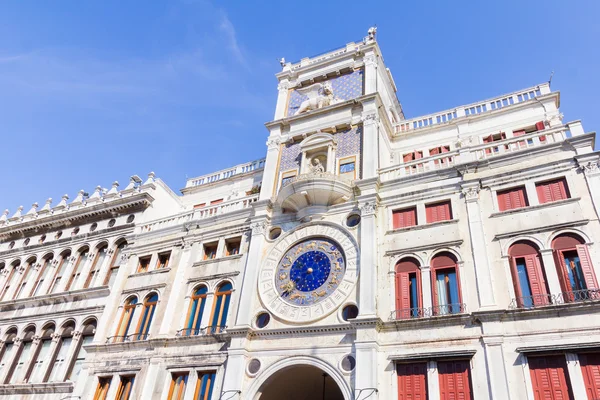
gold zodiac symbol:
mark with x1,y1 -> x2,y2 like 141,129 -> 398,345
330,275 -> 339,285
294,246 -> 304,256
285,256 -> 293,263
312,290 -> 327,298
281,262 -> 291,268
280,280 -> 295,293
318,245 -> 328,252
289,292 -> 305,301
306,242 -> 317,250
334,262 -> 342,271
279,272 -> 288,280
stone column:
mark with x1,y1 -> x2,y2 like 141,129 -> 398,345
565,353 -> 588,400
104,374 -> 122,400
21,335 -> 41,383
361,105 -> 380,179
462,186 -> 496,309
221,346 -> 245,398
74,252 -> 96,290
482,338 -> 511,400
273,79 -> 291,120
203,292 -> 216,333
426,361 -> 440,400
183,370 -> 200,400
358,202 -> 378,317
363,50 -> 378,95
421,266 -> 433,310
234,221 -> 267,327
1,338 -> 21,383
94,253 -> 138,342
37,259 -> 59,296
158,243 -> 197,337
94,247 -> 115,287
354,339 -> 378,400
259,136 -> 282,201
41,333 -> 63,381
54,255 -> 77,293
539,249 -> 563,296
61,330 -> 82,381
139,363 -> 161,399
580,160 -> 600,220
4,265 -> 25,300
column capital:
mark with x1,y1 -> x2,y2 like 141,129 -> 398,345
360,202 -> 378,217
51,333 -> 62,342
360,112 -> 379,126
266,137 -> 281,150
72,331 -> 83,340
580,160 -> 600,176
462,186 -> 480,202
250,221 -> 268,236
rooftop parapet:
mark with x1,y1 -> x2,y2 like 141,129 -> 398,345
184,158 -> 265,190
394,83 -> 552,135
0,172 -> 158,231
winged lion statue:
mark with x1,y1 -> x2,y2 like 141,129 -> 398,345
294,81 -> 341,115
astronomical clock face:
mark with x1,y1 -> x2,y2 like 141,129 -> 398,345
275,238 -> 345,306
258,224 -> 359,323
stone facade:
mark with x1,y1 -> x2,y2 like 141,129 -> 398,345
0,29 -> 599,400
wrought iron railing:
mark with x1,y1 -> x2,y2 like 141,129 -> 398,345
175,326 -> 228,337
106,333 -> 150,344
509,289 -> 600,309
390,303 -> 466,320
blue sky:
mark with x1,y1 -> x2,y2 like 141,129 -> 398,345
1,0 -> 598,213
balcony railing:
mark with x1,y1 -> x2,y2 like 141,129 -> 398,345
509,289 -> 600,309
379,124 -> 572,182
138,195 -> 258,234
185,159 -> 265,188
175,326 -> 228,337
394,83 -> 549,134
106,333 -> 150,344
390,303 -> 467,320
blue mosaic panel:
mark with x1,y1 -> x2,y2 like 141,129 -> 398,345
287,69 -> 364,116
278,126 -> 363,179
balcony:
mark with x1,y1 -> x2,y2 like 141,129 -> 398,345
379,124 -> 575,182
390,303 -> 467,320
509,289 -> 600,310
175,326 -> 227,336
276,172 -> 353,217
185,159 -> 265,188
106,333 -> 150,344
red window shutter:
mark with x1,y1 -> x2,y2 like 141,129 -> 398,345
576,244 -> 599,289
403,153 -> 413,162
509,257 -> 525,305
524,255 -> 549,306
393,208 -> 417,229
442,146 -> 450,153
536,183 -> 553,204
426,201 -> 452,223
528,355 -> 573,400
429,147 -> 440,155
397,363 -> 428,400
438,360 -> 472,400
415,151 -> 423,160
395,272 -> 411,318
580,353 -> 600,399
513,130 -> 526,137
497,191 -> 510,212
553,250 -> 573,294
536,121 -> 546,131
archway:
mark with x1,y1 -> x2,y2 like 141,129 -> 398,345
256,364 -> 346,400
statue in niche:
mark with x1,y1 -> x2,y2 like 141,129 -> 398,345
310,157 -> 326,173
295,81 -> 341,115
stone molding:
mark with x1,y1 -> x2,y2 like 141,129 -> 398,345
359,202 -> 377,217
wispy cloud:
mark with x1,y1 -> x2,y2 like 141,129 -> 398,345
218,13 -> 248,68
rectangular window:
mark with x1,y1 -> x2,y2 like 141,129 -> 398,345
29,338 -> 52,383
50,255 -> 69,294
339,157 -> 356,179
434,267 -> 461,314
425,201 -> 452,223
438,360 -> 472,400
403,151 -> 424,173
483,132 -> 507,154
116,375 -> 135,400
157,252 -> 171,269
48,336 -> 72,382
497,186 -> 528,211
280,170 -> 297,188
429,145 -> 452,167
210,199 -> 223,205
65,250 -> 88,291
193,203 -> 206,209
528,355 -> 573,400
31,258 -> 52,297
85,248 -> 108,289
536,178 -> 570,204
397,363 -> 427,399
194,370 -> 216,400
12,339 -> 33,382
392,207 -> 417,229
203,243 -> 218,260
225,238 -> 241,256
104,243 -> 126,287
69,335 -> 93,381
93,377 -> 111,400
137,256 -> 151,273
579,352 -> 600,399
168,373 -> 189,400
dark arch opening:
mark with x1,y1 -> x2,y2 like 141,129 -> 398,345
256,364 -> 345,400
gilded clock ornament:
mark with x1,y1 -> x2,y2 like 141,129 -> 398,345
275,238 -> 346,306
259,223 -> 359,323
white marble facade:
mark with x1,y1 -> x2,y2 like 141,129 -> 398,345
0,28 -> 599,400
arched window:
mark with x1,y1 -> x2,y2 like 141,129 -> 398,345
14,257 -> 37,300
49,251 -> 71,294
0,329 -> 17,378
135,293 -> 158,340
508,241 -> 549,308
103,240 -> 127,288
1,261 -> 20,301
185,286 -> 208,335
48,322 -> 76,382
394,258 -> 422,319
85,244 -> 108,289
65,247 -> 89,291
10,326 -> 36,383
68,320 -> 96,381
29,324 -> 55,383
31,254 -> 53,297
209,282 -> 232,334
431,252 -> 462,315
113,297 -> 138,343
552,233 -> 598,300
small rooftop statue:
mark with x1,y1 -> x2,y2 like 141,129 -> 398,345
366,26 -> 377,43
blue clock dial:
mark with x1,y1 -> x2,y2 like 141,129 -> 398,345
275,238 -> 346,306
